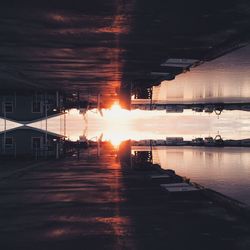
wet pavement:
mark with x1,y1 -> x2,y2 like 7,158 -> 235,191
1,0 -> 250,107
0,143 -> 250,250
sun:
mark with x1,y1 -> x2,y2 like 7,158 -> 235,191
102,102 -> 132,147
107,102 -> 129,117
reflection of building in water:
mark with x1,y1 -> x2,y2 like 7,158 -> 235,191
131,101 -> 250,118
0,126 -> 65,160
134,151 -> 152,163
132,151 -> 154,169
131,103 -> 184,112
119,141 -> 161,170
133,86 -> 153,100
0,90 -> 96,123
0,91 -> 64,123
152,45 -> 250,104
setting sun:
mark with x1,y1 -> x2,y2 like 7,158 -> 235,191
102,103 -> 132,146
104,103 -> 131,120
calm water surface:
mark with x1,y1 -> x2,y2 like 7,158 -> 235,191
152,45 -> 250,104
151,146 -> 250,205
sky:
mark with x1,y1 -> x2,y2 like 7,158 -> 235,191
1,105 -> 250,147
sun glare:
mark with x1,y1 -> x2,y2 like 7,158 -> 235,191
105,103 -> 130,119
102,103 -> 132,147
99,103 -> 169,147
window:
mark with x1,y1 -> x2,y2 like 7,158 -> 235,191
4,102 -> 13,113
32,137 -> 42,149
32,101 -> 41,113
5,137 -> 13,148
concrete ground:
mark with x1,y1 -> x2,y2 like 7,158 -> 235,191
0,160 -> 39,179
0,144 -> 250,250
1,0 -> 250,108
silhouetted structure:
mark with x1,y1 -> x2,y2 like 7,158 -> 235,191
0,126 -> 64,160
0,91 -> 63,123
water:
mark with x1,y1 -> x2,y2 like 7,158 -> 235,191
150,146 -> 250,205
152,45 -> 250,104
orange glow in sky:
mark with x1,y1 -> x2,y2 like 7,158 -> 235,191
17,102 -> 250,148
101,103 -> 132,147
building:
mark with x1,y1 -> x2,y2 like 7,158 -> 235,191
0,126 -> 65,159
166,137 -> 184,145
192,137 -> 204,145
0,91 -> 63,123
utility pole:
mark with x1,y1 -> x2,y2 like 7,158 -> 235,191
3,98 -> 6,154
45,93 -> 48,159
